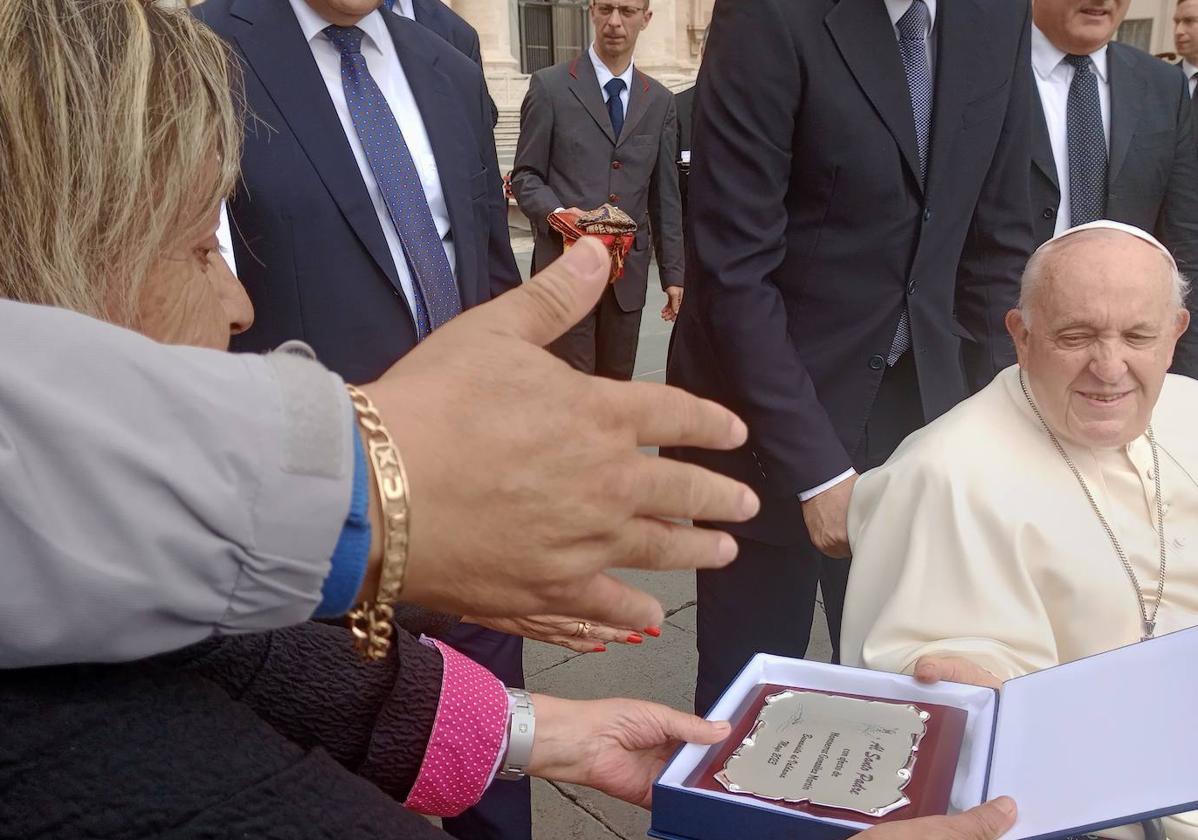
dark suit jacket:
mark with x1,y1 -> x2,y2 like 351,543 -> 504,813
675,85 -> 695,221
196,1 -> 520,384
1031,42 -> 1198,377
409,0 -> 499,127
667,0 -> 1034,545
511,54 -> 685,312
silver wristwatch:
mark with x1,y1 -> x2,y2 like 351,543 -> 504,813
497,688 -> 536,781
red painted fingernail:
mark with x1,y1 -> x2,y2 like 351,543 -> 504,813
627,633 -> 644,644
592,645 -> 607,653
643,626 -> 662,638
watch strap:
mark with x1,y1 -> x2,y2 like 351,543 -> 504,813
497,688 -> 536,781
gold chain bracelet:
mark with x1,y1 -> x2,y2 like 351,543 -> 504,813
346,384 -> 411,661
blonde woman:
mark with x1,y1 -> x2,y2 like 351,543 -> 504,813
0,4 -> 1025,840
0,2 -> 739,836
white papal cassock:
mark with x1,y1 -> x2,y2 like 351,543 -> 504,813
841,365 -> 1198,840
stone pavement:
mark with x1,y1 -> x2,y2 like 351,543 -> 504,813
511,235 -> 835,839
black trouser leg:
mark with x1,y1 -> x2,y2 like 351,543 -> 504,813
694,532 -> 823,714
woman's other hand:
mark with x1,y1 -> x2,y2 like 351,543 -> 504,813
465,615 -> 656,653
525,695 -> 730,808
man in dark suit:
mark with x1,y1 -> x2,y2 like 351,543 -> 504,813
1176,0 -> 1198,94
195,2 -> 528,838
1030,0 -> 1198,377
666,0 -> 1035,713
511,0 -> 685,375
386,0 -> 499,127
674,84 -> 694,223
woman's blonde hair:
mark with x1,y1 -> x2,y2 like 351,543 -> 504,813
0,0 -> 241,324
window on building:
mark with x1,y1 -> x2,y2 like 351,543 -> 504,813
1115,18 -> 1153,52
519,0 -> 590,74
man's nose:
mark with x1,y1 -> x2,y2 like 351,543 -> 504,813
1089,340 -> 1129,382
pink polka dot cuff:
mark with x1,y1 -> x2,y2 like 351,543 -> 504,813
403,638 -> 509,816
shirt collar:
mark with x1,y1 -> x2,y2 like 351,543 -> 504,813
390,0 -> 415,20
589,43 -> 635,91
884,0 -> 937,29
1184,59 -> 1198,79
1031,24 -> 1109,83
288,0 -> 389,54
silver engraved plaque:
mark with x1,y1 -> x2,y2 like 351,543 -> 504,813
715,690 -> 930,818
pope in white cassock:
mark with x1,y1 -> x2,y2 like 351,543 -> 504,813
841,221 -> 1198,840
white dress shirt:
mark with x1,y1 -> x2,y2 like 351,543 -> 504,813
390,0 -> 415,20
589,43 -> 634,118
217,202 -> 236,275
1031,24 -> 1112,236
286,0 -> 456,313
800,0 -> 939,502
1184,59 -> 1198,98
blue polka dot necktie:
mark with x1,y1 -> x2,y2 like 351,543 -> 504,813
324,25 -> 461,338
888,0 -> 933,366
605,77 -> 627,140
1065,53 -> 1107,227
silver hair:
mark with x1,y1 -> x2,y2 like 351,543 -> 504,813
1017,229 -> 1191,327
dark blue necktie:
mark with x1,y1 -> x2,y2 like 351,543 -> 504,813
324,25 -> 461,338
605,77 -> 627,139
1065,53 -> 1107,227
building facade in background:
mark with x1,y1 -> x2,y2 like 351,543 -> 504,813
1124,0 -> 1188,56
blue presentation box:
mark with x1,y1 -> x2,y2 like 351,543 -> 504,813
651,628 -> 1198,840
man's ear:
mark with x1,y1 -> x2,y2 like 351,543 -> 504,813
1005,308 -> 1029,365
1174,307 -> 1191,343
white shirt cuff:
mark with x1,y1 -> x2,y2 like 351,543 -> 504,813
798,469 -> 857,503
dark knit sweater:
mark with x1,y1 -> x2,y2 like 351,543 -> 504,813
0,622 -> 450,839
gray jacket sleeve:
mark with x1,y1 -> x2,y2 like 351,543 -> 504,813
0,301 -> 356,667
510,72 -> 563,226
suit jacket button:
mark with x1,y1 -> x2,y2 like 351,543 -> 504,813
609,193 -> 619,202
868,354 -> 885,370
1042,208 -> 1056,220
907,281 -> 917,295
922,208 -> 932,222
612,160 -> 622,169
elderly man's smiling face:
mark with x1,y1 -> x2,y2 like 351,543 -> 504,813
1006,231 -> 1189,449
